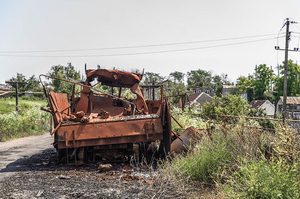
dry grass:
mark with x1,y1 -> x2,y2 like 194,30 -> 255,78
160,116 -> 300,198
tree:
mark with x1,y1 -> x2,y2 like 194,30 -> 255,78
164,81 -> 191,104
143,72 -> 164,83
8,73 -> 40,92
25,75 -> 40,91
8,73 -> 27,92
235,75 -> 255,101
253,64 -> 274,100
274,60 -> 300,98
187,69 -> 212,88
212,75 -> 223,97
47,63 -> 81,97
220,73 -> 232,85
201,94 -> 252,122
169,71 -> 184,83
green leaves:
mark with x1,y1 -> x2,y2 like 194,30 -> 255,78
47,63 -> 81,97
274,60 -> 300,98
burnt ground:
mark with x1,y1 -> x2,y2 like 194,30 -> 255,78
0,134 -> 197,199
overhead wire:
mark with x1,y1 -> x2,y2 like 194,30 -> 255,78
0,36 -> 283,57
0,33 -> 283,54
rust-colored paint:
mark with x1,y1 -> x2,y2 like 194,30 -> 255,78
40,68 -> 171,160
41,69 -> 203,161
170,126 -> 204,155
86,69 -> 142,88
57,117 -> 163,148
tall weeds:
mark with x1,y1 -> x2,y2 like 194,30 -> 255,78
162,111 -> 300,198
0,105 -> 50,141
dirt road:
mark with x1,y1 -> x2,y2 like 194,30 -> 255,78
0,134 -> 189,198
0,133 -> 53,180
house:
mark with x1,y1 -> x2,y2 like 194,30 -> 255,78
222,85 -> 237,95
0,84 -> 12,98
277,96 -> 300,119
175,92 -> 214,109
250,100 -> 275,118
25,91 -> 34,98
222,85 -> 249,101
0,84 -> 12,91
187,87 -> 214,97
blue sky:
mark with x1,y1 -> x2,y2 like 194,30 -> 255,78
1,0 -> 300,84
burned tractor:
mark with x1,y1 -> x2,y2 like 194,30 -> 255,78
40,68 -> 172,163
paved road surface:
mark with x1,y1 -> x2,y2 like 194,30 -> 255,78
0,133 -> 53,181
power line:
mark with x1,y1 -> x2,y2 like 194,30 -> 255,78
0,33 -> 283,54
0,36 -> 283,57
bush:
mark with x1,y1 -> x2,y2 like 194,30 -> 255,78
201,94 -> 252,123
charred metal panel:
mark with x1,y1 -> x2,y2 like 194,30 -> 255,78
86,69 -> 142,88
57,118 -> 163,148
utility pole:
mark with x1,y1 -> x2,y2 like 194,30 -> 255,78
5,81 -> 27,112
282,18 -> 290,124
275,18 -> 299,124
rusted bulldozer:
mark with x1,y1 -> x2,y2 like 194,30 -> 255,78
40,68 -> 173,162
40,68 -> 203,163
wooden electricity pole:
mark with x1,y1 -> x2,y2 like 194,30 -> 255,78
275,18 -> 299,124
282,19 -> 290,124
5,81 -> 27,112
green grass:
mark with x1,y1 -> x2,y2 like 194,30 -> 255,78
0,97 -> 50,141
0,97 -> 46,114
223,160 -> 300,199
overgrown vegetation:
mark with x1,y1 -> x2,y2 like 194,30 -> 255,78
171,107 -> 205,132
0,97 -> 50,141
164,97 -> 300,198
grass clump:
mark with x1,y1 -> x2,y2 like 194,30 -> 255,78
223,160 -> 300,199
163,131 -> 238,184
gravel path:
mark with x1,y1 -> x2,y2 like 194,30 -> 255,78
0,134 -> 189,198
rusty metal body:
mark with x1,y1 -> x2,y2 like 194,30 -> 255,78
170,127 -> 204,155
40,68 -> 171,162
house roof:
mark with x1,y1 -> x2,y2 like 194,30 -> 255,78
250,100 -> 267,109
175,92 -> 214,108
279,96 -> 300,104
250,100 -> 275,109
223,85 -> 237,89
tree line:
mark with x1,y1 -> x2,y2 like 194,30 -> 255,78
6,60 -> 300,104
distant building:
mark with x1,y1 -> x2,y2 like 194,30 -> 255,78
222,85 -> 237,96
250,100 -> 275,118
175,92 -> 214,109
187,87 -> 214,97
25,91 -> 34,98
222,85 -> 249,101
0,84 -> 12,98
277,96 -> 300,119
0,84 -> 12,91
